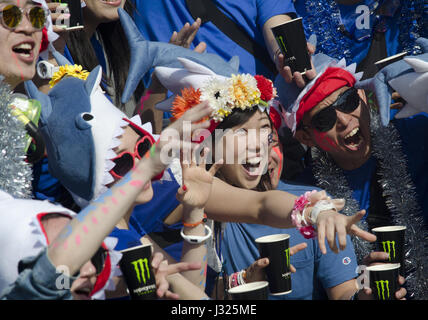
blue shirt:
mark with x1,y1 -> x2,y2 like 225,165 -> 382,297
222,180 -> 358,300
131,0 -> 296,80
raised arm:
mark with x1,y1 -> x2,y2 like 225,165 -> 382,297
47,102 -> 213,277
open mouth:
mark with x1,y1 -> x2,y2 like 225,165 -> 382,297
343,127 -> 363,151
73,287 -> 92,300
12,42 -> 34,61
242,157 -> 263,177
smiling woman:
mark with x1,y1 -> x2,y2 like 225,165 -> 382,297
0,0 -> 45,89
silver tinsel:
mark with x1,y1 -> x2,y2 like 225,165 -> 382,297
312,109 -> 428,300
0,77 -> 33,198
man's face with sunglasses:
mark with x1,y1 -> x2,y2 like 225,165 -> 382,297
0,0 -> 45,89
296,86 -> 371,170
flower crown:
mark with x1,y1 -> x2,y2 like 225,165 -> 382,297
172,74 -> 277,122
49,64 -> 90,88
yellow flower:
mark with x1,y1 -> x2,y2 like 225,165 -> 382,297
229,74 -> 260,110
49,65 -> 90,88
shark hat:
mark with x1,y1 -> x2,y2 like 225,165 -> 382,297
117,7 -> 240,104
355,37 -> 428,126
24,60 -> 159,208
274,53 -> 364,134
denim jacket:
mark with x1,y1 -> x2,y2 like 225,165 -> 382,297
0,249 -> 77,300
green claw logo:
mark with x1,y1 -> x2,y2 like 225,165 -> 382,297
284,248 -> 290,268
275,36 -> 288,53
375,280 -> 390,300
381,241 -> 396,261
131,258 -> 150,284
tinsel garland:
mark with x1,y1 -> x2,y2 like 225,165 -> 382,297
0,77 -> 33,199
302,0 -> 427,60
311,109 -> 428,300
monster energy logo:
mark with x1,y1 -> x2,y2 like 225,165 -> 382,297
284,248 -> 290,268
381,241 -> 396,261
375,280 -> 390,300
275,36 -> 288,53
131,258 -> 151,284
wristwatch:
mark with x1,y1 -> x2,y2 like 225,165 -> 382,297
180,225 -> 212,244
37,61 -> 59,79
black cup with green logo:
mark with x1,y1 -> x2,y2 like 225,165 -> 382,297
52,0 -> 84,30
119,244 -> 157,300
372,226 -> 406,274
367,263 -> 400,300
255,234 -> 292,295
228,281 -> 269,300
271,18 -> 311,75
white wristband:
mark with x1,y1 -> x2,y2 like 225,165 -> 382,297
309,200 -> 337,225
180,225 -> 212,244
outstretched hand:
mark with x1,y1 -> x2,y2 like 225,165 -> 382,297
152,252 -> 202,299
141,101 -> 212,177
176,148 -> 223,209
307,191 -> 376,254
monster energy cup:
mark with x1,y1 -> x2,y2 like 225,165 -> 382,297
271,18 -> 312,75
119,244 -> 157,300
372,226 -> 406,275
367,264 -> 400,300
255,234 -> 292,295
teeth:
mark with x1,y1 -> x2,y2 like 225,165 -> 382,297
247,157 -> 261,165
14,43 -> 32,50
344,127 -> 359,139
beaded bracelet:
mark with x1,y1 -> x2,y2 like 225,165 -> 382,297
291,191 -> 338,239
228,269 -> 247,289
291,190 -> 318,239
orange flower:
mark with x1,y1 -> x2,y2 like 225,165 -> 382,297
171,87 -> 202,121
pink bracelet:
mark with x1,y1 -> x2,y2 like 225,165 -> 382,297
291,190 -> 318,239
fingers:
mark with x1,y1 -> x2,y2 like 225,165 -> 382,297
362,251 -> 390,266
350,224 -> 377,242
167,261 -> 202,275
208,158 -> 224,176
395,287 -> 407,300
178,101 -> 212,122
170,18 -> 201,48
326,218 -> 339,254
151,252 -> 164,269
317,218 -> 327,254
307,42 -> 316,55
398,275 -> 406,286
194,41 -> 207,53
348,210 -> 377,242
336,221 -> 347,251
331,198 -> 345,211
289,242 -> 307,255
348,209 -> 366,226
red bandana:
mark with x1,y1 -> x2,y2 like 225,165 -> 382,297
295,67 -> 356,126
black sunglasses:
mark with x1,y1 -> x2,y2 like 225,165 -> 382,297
302,87 -> 361,132
91,247 -> 108,276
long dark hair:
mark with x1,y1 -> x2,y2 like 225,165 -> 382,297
212,106 -> 273,192
66,1 -> 144,111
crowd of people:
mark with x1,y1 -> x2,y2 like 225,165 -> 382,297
0,0 -> 427,301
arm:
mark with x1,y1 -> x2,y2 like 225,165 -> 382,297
176,154 -> 223,291
47,102 -> 213,278
206,179 -> 376,254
